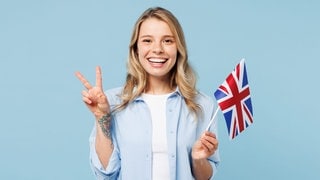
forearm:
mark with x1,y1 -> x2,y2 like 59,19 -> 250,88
192,158 -> 213,180
95,114 -> 114,169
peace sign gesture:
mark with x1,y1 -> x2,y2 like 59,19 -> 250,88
75,66 -> 110,119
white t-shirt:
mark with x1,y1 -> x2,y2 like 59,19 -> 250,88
142,93 -> 171,180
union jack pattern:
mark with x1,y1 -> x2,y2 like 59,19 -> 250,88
214,59 -> 253,139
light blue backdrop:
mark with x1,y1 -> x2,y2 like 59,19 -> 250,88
1,0 -> 319,179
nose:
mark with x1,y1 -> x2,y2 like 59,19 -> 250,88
152,41 -> 164,54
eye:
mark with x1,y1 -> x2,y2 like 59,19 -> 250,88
141,38 -> 152,43
163,38 -> 175,44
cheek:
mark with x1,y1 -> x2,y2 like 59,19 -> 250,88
137,46 -> 148,59
165,46 -> 178,59
137,48 -> 147,67
169,50 -> 178,61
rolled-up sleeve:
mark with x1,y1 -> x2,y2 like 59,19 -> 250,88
208,149 -> 220,179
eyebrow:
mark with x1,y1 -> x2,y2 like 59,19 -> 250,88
139,35 -> 175,38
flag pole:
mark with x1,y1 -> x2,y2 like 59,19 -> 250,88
206,107 -> 219,131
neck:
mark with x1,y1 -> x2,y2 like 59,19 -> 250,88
144,77 -> 175,95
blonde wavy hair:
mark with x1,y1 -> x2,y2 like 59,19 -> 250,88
116,7 -> 201,115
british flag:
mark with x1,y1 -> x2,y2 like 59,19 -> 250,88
214,59 -> 253,139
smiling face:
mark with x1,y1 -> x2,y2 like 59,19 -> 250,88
137,18 -> 177,82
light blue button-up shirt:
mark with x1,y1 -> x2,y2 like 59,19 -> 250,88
89,87 -> 220,180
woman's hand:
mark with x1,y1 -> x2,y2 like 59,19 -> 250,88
192,131 -> 218,160
75,66 -> 110,118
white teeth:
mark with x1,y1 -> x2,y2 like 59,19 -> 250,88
148,58 -> 167,63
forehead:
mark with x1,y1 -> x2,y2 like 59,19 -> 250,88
139,18 -> 173,36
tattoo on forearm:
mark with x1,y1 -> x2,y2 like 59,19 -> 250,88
98,113 -> 112,140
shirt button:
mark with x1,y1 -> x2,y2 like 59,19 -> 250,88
169,109 -> 173,112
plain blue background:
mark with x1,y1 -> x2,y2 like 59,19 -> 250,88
1,0 -> 319,179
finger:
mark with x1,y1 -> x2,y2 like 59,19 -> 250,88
201,139 -> 214,152
201,134 -> 218,151
82,90 -> 92,104
81,90 -> 90,98
202,140 -> 218,153
204,131 -> 216,138
75,71 -> 93,90
203,134 -> 218,147
82,96 -> 92,104
96,66 -> 103,90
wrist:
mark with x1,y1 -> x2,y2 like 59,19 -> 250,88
94,111 -> 110,120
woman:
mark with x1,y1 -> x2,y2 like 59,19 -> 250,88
76,7 -> 220,180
